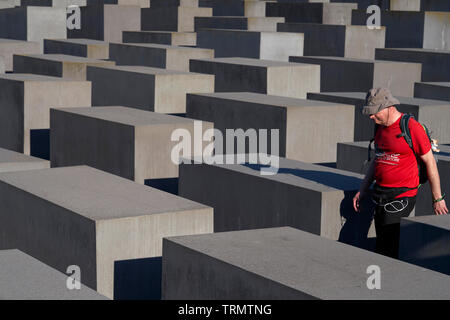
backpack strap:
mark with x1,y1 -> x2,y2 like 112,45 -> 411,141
397,113 -> 414,153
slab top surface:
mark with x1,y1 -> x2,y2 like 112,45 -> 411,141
0,73 -> 84,82
403,214 -> 450,231
89,65 -> 193,75
192,57 -> 312,67
167,227 -> 450,299
17,54 -> 113,63
292,56 -> 422,64
0,147 -> 47,164
378,48 -> 450,54
46,38 -> 108,46
419,82 -> 450,87
0,38 -> 39,44
111,42 -> 209,51
0,166 -> 210,220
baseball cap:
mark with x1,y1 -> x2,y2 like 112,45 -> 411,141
362,88 -> 400,116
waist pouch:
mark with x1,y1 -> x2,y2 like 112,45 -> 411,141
371,184 -> 417,204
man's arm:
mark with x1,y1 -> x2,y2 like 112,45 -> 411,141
420,150 -> 448,215
353,159 -> 376,212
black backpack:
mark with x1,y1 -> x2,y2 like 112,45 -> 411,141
368,113 -> 434,186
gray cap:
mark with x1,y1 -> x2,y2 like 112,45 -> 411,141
362,88 -> 400,115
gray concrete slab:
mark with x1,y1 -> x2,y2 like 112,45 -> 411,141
0,56 -> 3,74
162,226 -> 450,299
87,65 -> 214,113
328,0 -> 389,10
0,38 -> 41,72
197,29 -> 303,61
415,82 -> 450,102
0,73 -> 91,154
44,39 -> 109,60
199,0 -> 268,17
0,249 -> 107,300
194,16 -> 284,32
122,31 -> 197,46
390,0 -> 450,11
307,91 -> 450,143
0,6 -> 67,50
13,54 -> 115,80
375,48 -> 450,82
0,165 -> 213,299
266,2 -> 357,25
0,147 -> 49,174
352,10 -> 450,50
68,4 -> 141,43
50,107 -> 214,182
88,0 -> 149,6
0,0 -> 16,8
290,56 -> 421,97
186,92 -> 354,163
20,0 -> 87,6
179,155 -> 376,247
400,214 -> 450,276
190,57 -> 320,99
278,23 -> 385,60
141,6 -> 212,32
150,0 -> 198,7
109,43 -> 213,72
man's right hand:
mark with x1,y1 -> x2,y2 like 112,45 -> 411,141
353,191 -> 361,212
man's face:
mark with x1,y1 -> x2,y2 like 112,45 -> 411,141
369,107 -> 390,126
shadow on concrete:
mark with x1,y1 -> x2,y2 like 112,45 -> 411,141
114,256 -> 162,300
145,178 -> 179,195
30,129 -> 50,160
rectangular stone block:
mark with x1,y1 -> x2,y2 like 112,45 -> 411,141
400,214 -> 450,275
0,0 -> 16,9
0,165 -> 213,299
375,48 -> 450,82
179,155 -> 376,248
162,227 -> 450,299
415,82 -> 450,101
308,92 -> 450,142
150,0 -> 198,7
141,6 -> 212,32
13,54 -> 115,80
50,107 -> 214,182
0,56 -> 4,73
290,56 -> 421,97
44,39 -> 109,60
197,29 -> 303,61
329,0 -> 389,10
68,4 -> 141,43
0,39 -> 41,72
88,0 -> 149,6
0,74 -> 91,155
352,10 -> 450,50
122,31 -> 196,46
109,43 -> 214,72
199,0 -> 267,17
0,147 -> 49,175
390,0 -> 450,11
0,249 -> 107,299
0,6 -> 66,50
20,0 -> 87,6
87,65 -> 214,113
194,16 -> 284,32
278,23 -> 385,60
190,57 -> 320,99
186,92 -> 354,163
266,2 -> 357,25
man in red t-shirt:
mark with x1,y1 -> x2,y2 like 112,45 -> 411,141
353,88 -> 448,258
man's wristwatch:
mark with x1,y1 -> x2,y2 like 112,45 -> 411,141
433,194 -> 446,203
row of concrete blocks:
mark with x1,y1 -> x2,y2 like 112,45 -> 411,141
1,149 -> 450,299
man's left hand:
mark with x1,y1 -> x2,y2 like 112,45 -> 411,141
433,199 -> 448,215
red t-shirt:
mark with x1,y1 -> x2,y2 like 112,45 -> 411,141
374,114 -> 431,198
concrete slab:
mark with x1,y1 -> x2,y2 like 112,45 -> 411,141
88,0 -> 149,6
13,54 -> 115,80
186,92 -> 354,163
20,0 -> 87,6
68,4 -> 141,43
0,38 -> 41,72
123,31 -> 197,46
44,39 -> 109,60
0,147 -> 49,174
197,29 -> 303,61
0,165 -> 213,299
141,6 -> 212,32
307,91 -> 450,143
400,214 -> 450,275
109,43 -> 214,72
278,23 -> 385,60
0,249 -> 107,299
415,82 -> 450,101
199,0 -> 268,17
194,16 -> 284,32
390,0 -> 450,11
87,65 -> 214,114
0,6 -> 67,50
290,56 -> 421,97
0,0 -> 16,8
375,48 -> 450,82
352,10 -> 450,50
0,56 -> 3,73
179,155 -> 376,247
328,0 -> 389,10
150,0 -> 198,7
162,227 -> 450,299
50,107 -> 214,182
0,73 -> 91,155
266,2 -> 357,25
190,57 -> 320,99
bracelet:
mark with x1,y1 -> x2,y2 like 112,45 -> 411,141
433,193 -> 446,203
